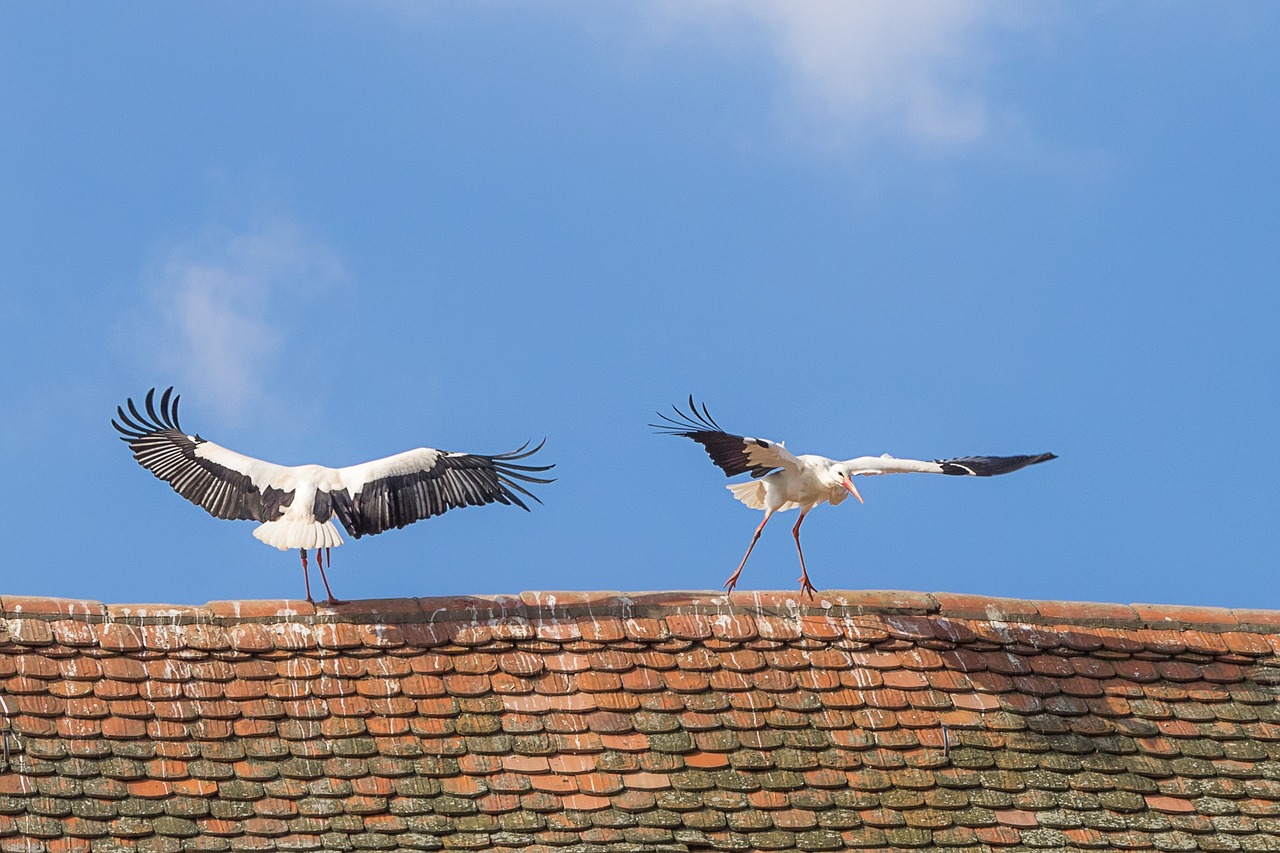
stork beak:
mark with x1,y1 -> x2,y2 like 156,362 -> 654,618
842,477 -> 864,504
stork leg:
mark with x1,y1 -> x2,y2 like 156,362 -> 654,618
792,508 -> 817,599
316,547 -> 347,606
724,509 -> 775,593
300,549 -> 315,603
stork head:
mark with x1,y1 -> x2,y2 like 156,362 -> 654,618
826,462 -> 864,504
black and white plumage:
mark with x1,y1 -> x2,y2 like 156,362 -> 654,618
113,388 -> 554,604
655,397 -> 1056,598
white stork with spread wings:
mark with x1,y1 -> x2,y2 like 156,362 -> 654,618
655,397 -> 1055,598
114,388 -> 554,604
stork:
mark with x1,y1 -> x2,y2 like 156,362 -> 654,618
113,388 -> 554,604
655,397 -> 1055,598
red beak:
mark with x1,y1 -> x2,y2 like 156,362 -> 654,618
842,477 -> 864,504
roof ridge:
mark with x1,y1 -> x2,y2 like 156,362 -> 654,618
0,590 -> 1275,632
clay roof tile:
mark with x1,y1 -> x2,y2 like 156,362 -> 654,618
4,589 -> 1280,851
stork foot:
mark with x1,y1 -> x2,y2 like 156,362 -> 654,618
322,596 -> 349,607
797,572 -> 818,600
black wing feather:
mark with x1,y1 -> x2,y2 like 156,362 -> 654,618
651,396 -> 781,479
112,387 -> 287,522
335,441 -> 555,538
936,453 -> 1058,477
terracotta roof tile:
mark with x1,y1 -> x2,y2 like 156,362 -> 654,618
2,590 -> 1280,850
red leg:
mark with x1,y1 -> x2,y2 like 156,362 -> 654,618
724,509 -> 774,593
792,508 -> 817,599
317,547 -> 346,606
300,549 -> 314,603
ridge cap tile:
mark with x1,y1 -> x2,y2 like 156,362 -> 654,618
519,591 -> 631,610
1132,603 -> 1240,627
103,603 -> 214,624
205,600 -> 317,621
931,592 -> 1041,620
0,596 -> 107,619
1035,599 -> 1141,624
1230,608 -> 1280,627
812,590 -> 940,612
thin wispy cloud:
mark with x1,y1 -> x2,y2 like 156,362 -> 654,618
138,221 -> 346,423
647,0 -> 1023,149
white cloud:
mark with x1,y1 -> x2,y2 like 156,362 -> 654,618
141,221 -> 346,422
648,0 -> 1021,148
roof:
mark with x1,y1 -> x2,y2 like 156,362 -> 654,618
2,590 -> 1280,852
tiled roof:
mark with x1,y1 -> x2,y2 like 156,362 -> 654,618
2,591 -> 1280,852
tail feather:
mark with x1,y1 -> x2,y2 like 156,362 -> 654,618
727,480 -> 767,510
253,519 -> 344,551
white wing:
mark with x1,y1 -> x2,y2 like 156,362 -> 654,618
845,453 -> 1057,477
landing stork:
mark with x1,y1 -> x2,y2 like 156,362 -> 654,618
655,397 -> 1055,598
114,388 -> 554,604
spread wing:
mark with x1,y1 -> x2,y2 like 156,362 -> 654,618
652,396 -> 799,478
844,452 -> 1058,477
112,387 -> 295,522
334,441 -> 554,538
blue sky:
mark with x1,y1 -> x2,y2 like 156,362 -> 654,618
1,3 -> 1276,609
